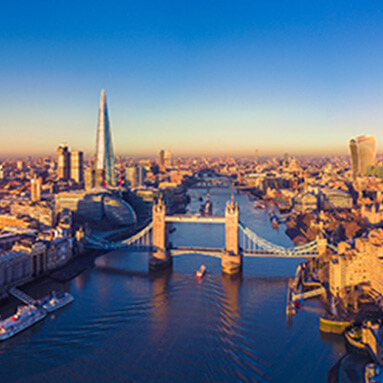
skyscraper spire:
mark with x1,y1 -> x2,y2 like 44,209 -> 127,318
95,89 -> 115,186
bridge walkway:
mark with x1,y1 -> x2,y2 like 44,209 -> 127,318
165,215 -> 225,224
8,287 -> 36,305
292,286 -> 326,301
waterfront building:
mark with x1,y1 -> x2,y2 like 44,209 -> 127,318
329,231 -> 383,297
12,240 -> 47,277
0,230 -> 74,294
71,151 -> 84,186
349,135 -> 376,180
94,90 -> 115,187
43,237 -> 72,271
0,251 -> 31,291
57,144 -> 71,180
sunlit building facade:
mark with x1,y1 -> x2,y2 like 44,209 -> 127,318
56,144 -> 71,180
349,135 -> 376,180
30,174 -> 41,202
71,151 -> 84,186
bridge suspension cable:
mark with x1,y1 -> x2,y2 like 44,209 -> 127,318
85,222 -> 153,251
84,218 -> 325,258
238,222 -> 319,257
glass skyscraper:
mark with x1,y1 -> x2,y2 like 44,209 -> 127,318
95,90 -> 115,187
349,135 -> 376,180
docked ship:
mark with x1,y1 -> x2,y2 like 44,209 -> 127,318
319,316 -> 351,334
38,291 -> 74,313
319,296 -> 351,334
0,305 -> 46,341
344,324 -> 365,350
345,320 -> 383,365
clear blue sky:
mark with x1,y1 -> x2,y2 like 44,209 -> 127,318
1,0 -> 383,156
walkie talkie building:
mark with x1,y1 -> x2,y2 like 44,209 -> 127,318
349,135 -> 376,180
95,90 -> 115,187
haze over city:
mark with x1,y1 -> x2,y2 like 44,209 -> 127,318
2,0 -> 383,156
3,2 -> 383,383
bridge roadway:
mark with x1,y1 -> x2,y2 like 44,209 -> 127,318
170,247 -> 318,258
165,215 -> 226,224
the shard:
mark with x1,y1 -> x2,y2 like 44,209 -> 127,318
95,89 -> 115,186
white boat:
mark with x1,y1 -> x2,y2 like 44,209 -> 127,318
253,201 -> 266,210
196,265 -> 206,278
0,305 -> 46,341
40,292 -> 74,313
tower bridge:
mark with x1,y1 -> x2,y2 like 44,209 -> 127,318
85,197 -> 329,275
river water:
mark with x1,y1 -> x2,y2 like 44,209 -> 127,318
0,188 -> 346,383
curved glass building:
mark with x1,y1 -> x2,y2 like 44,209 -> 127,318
349,135 -> 376,180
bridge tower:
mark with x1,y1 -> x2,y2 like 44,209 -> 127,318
225,195 -> 239,253
316,236 -> 328,257
222,195 -> 242,275
150,197 -> 172,270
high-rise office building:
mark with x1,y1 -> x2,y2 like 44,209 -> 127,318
71,151 -> 84,186
125,166 -> 138,188
31,174 -> 41,202
349,135 -> 376,180
137,164 -> 146,187
84,167 -> 95,190
159,150 -> 165,169
94,90 -> 115,187
164,151 -> 172,169
57,144 -> 71,180
125,164 -> 146,188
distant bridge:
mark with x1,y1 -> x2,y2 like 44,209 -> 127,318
191,178 -> 234,189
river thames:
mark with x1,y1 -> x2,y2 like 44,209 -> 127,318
0,188 -> 346,382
